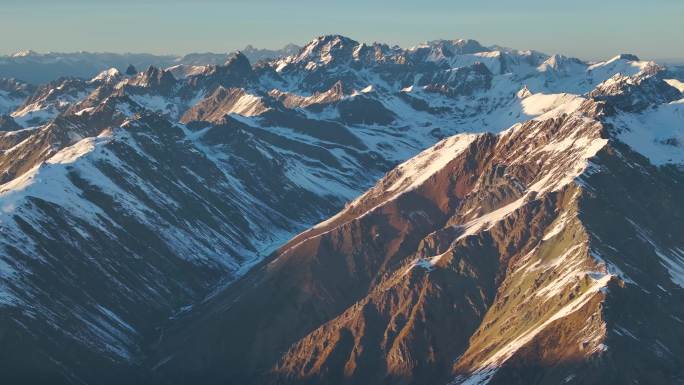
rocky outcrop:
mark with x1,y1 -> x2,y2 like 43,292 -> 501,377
151,93 -> 684,385
180,87 -> 271,123
129,66 -> 177,94
0,114 -> 21,131
590,71 -> 682,112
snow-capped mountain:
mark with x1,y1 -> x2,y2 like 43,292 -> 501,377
0,35 -> 682,384
152,76 -> 684,385
240,43 -> 302,63
0,78 -> 34,116
0,44 -> 302,85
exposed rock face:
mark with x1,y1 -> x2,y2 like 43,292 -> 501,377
269,80 -> 346,109
180,87 -> 271,123
0,35 -> 682,385
130,66 -> 178,94
9,77 -> 91,126
0,78 -> 35,100
420,62 -> 493,97
152,95 -> 684,385
0,114 -> 21,131
590,71 -> 682,112
185,52 -> 255,90
125,64 -> 138,76
224,51 -> 253,75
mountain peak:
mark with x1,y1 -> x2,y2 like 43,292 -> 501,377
294,35 -> 360,65
187,51 -> 254,88
125,64 -> 138,76
590,70 -> 682,112
415,38 -> 488,55
309,34 -> 357,46
614,53 -> 641,62
239,44 -> 302,63
90,67 -> 122,84
134,65 -> 177,91
10,49 -> 37,58
516,85 -> 533,98
441,38 -> 487,53
537,54 -> 586,72
224,50 -> 252,71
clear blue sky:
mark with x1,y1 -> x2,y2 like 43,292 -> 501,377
1,0 -> 682,62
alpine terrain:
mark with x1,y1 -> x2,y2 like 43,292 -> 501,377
0,35 -> 682,385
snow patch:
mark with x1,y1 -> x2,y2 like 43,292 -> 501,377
385,134 -> 479,195
664,79 -> 684,93
520,93 -> 585,120
90,68 -> 121,83
612,98 -> 684,165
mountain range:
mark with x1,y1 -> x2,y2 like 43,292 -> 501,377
0,35 -> 683,385
0,43 -> 302,84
